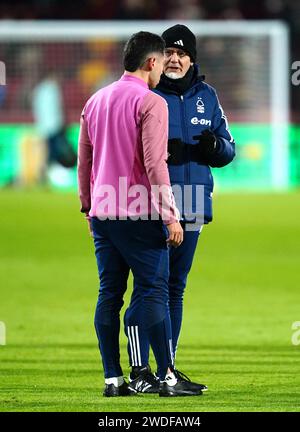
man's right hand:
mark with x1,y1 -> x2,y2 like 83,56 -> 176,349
166,222 -> 183,247
167,138 -> 185,165
85,214 -> 93,238
87,219 -> 93,238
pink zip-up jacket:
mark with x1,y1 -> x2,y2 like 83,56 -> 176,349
77,73 -> 180,224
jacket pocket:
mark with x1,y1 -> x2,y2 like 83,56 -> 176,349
189,162 -> 214,188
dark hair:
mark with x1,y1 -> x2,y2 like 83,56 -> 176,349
123,31 -> 165,72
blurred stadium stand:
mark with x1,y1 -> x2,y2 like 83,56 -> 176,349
0,0 -> 299,189
1,0 -> 299,118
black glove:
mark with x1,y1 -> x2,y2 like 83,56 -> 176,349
167,138 -> 185,165
193,129 -> 218,160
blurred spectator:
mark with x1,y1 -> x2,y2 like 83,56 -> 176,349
32,71 -> 64,142
17,46 -> 42,111
0,86 -> 6,107
166,0 -> 204,20
77,40 -> 118,93
116,0 -> 165,20
32,70 -> 77,174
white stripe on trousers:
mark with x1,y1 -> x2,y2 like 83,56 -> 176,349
169,338 -> 174,365
128,326 -> 142,366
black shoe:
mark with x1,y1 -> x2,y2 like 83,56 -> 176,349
174,369 -> 208,392
103,381 -> 133,397
159,373 -> 203,397
128,365 -> 160,394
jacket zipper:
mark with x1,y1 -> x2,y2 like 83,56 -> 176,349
180,94 -> 190,186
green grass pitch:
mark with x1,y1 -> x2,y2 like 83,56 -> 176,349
0,189 -> 300,412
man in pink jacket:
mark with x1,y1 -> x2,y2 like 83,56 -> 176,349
78,32 -> 202,397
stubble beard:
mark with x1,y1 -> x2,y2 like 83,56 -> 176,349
165,71 -> 183,80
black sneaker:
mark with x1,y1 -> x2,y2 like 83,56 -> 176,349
103,381 -> 133,397
174,369 -> 208,392
159,372 -> 203,397
128,365 -> 160,394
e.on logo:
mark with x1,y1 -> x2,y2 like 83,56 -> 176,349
291,321 -> 300,346
0,321 -> 6,345
0,61 -> 6,85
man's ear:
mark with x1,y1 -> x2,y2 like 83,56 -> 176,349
148,57 -> 156,70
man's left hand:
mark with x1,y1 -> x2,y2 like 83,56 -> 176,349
193,129 -> 218,156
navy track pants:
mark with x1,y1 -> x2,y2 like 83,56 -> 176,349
91,217 -> 174,380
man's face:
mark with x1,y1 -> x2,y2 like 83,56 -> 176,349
148,53 -> 165,89
164,48 -> 192,79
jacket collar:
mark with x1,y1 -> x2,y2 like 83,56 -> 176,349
156,64 -> 205,96
120,73 -> 149,89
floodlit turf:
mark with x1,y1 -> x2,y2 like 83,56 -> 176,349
0,188 -> 300,412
